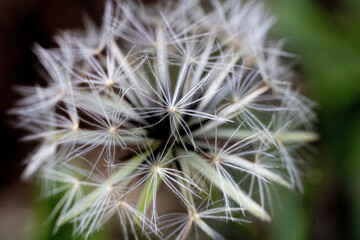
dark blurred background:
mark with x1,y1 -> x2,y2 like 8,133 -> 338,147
0,0 -> 359,239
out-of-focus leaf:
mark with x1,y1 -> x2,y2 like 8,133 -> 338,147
269,0 -> 360,110
344,114 -> 360,239
270,188 -> 308,240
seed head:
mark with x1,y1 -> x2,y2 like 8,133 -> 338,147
12,0 -> 317,239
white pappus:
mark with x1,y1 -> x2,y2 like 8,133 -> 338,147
12,0 -> 318,239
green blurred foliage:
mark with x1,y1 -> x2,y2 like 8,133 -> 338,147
271,0 -> 360,111
266,0 -> 360,240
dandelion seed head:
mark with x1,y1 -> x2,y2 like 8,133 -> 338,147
11,0 -> 317,239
